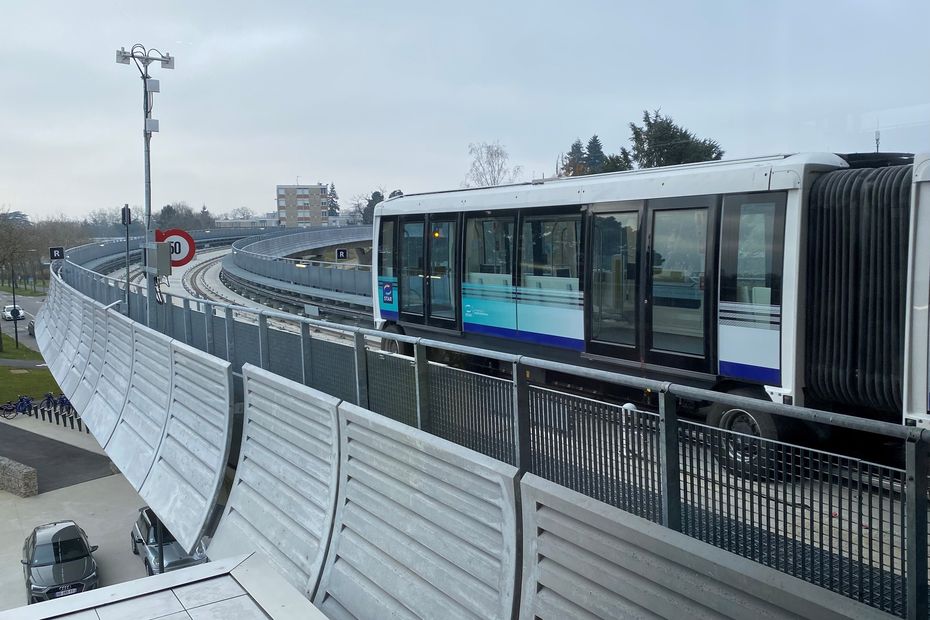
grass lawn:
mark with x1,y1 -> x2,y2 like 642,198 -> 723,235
0,331 -> 43,360
0,283 -> 46,297
0,367 -> 60,403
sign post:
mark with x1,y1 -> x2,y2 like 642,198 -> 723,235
336,248 -> 348,261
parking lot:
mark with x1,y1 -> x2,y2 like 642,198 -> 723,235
0,415 -> 147,611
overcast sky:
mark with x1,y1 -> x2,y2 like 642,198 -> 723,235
2,1 -> 929,221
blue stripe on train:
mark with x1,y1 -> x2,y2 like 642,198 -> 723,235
719,360 -> 781,385
464,322 -> 584,351
380,309 -> 399,320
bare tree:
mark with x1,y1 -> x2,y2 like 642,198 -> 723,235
463,141 -> 523,187
227,206 -> 255,220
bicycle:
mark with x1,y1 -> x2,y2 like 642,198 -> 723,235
57,394 -> 72,414
39,392 -> 56,411
0,396 -> 34,420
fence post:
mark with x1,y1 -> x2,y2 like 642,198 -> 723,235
906,429 -> 928,620
511,361 -> 532,472
163,294 -> 173,338
300,322 -> 312,387
182,298 -> 193,345
204,303 -> 214,356
658,389 -> 682,532
224,307 -> 236,368
353,332 -> 369,409
414,343 -> 431,431
258,313 -> 270,370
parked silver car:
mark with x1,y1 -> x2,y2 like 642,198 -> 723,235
131,506 -> 207,575
2,304 -> 24,321
22,521 -> 98,604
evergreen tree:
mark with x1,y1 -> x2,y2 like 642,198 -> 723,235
624,110 -> 724,168
561,139 -> 587,176
602,152 -> 633,172
584,135 -> 606,174
328,182 -> 340,215
363,191 -> 383,225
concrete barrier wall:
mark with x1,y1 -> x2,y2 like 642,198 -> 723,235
34,278 -> 53,351
209,364 -> 340,597
518,474 -> 886,620
313,401 -> 520,619
81,309 -> 134,445
139,341 -> 233,554
105,323 -> 173,489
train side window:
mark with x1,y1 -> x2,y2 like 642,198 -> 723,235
465,216 -> 514,286
378,220 -> 395,277
720,194 -> 786,305
520,213 -> 582,291
591,212 -> 638,346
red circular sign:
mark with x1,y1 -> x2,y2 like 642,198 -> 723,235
155,228 -> 196,267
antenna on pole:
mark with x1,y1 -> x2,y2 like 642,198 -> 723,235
875,120 -> 881,153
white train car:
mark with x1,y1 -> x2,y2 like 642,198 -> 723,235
372,152 -> 930,442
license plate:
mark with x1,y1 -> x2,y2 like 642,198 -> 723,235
54,588 -> 77,597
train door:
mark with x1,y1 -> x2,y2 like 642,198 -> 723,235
397,215 -> 459,329
644,197 -> 718,373
462,212 -> 517,339
586,202 -> 642,361
717,192 -> 786,385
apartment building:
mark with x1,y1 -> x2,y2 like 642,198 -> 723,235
276,183 -> 328,227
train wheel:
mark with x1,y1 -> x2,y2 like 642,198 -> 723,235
380,324 -> 412,356
706,388 -> 786,482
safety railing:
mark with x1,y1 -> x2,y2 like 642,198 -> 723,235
58,258 -> 929,618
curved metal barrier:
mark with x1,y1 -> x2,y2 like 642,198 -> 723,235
59,297 -> 97,395
313,401 -> 520,619
209,364 -> 340,597
228,227 -> 373,299
36,274 -> 233,554
139,340 -> 232,553
105,322 -> 173,490
81,309 -> 134,445
517,474 -> 885,620
70,304 -> 108,413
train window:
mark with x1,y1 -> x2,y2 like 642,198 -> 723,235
720,194 -> 785,305
651,208 -> 707,356
591,212 -> 638,346
400,221 -> 425,316
378,220 -> 395,277
465,216 -> 513,285
429,220 -> 456,320
520,213 -> 582,291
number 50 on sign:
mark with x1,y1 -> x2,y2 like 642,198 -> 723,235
155,228 -> 197,267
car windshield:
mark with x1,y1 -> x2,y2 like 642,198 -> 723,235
31,538 -> 88,566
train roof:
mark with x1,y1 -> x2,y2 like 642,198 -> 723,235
375,152 -> 855,216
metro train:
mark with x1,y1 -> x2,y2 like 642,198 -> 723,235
371,152 -> 930,444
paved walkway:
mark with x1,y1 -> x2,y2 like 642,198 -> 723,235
0,358 -> 46,369
0,425 -> 113,493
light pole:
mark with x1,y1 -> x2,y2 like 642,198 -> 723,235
9,249 -> 36,349
116,44 -> 174,328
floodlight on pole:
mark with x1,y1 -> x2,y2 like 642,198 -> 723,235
115,43 -> 174,328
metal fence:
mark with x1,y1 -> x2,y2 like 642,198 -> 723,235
59,259 -> 929,619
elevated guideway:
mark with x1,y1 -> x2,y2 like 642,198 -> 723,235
27,253 -> 925,618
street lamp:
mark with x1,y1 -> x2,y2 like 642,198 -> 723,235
115,44 -> 174,327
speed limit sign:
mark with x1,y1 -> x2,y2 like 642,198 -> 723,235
155,228 -> 197,267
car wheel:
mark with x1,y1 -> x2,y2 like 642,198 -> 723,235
131,534 -> 138,555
